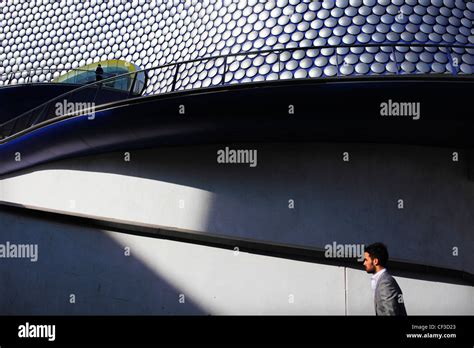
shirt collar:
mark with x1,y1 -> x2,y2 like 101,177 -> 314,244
371,268 -> 386,282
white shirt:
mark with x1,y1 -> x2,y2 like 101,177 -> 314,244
371,268 -> 386,292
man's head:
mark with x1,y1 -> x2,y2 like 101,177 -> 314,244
98,64 -> 101,67
363,242 -> 389,274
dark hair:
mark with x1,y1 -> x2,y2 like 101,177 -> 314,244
364,242 -> 389,267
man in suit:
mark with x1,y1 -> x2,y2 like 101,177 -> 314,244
363,242 -> 407,316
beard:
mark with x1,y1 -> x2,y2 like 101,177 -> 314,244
365,263 -> 375,274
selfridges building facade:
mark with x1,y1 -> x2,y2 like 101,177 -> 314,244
0,0 -> 474,317
0,0 -> 473,94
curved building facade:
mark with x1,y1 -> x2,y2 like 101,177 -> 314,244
0,0 -> 473,316
0,0 -> 473,92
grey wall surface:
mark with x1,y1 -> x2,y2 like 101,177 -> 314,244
1,142 -> 473,274
0,207 -> 472,315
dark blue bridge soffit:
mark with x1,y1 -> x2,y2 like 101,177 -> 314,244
0,76 -> 473,176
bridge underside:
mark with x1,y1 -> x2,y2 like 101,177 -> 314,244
1,77 -> 473,176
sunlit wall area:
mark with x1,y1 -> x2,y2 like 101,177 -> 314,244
1,142 -> 472,275
0,206 -> 472,315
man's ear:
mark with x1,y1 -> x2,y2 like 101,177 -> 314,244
373,257 -> 379,266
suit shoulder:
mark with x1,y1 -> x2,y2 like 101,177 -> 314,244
380,271 -> 402,289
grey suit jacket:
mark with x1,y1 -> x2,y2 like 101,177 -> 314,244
374,271 -> 407,316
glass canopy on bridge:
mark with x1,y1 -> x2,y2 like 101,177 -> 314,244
53,59 -> 147,95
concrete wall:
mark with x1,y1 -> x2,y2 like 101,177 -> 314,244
0,207 -> 472,315
1,142 -> 473,274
